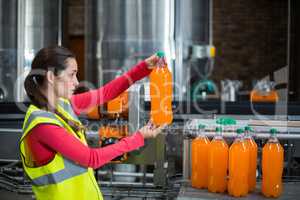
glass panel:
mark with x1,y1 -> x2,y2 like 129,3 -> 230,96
0,0 -> 18,102
0,0 -> 60,102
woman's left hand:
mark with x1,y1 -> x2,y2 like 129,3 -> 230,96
145,54 -> 160,69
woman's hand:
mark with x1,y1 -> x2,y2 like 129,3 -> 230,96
139,121 -> 166,138
144,54 -> 160,69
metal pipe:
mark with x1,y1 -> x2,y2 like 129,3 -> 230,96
98,181 -> 154,187
287,142 -> 293,175
97,170 -> 153,178
197,132 -> 300,139
2,127 -> 300,139
16,0 -> 25,102
0,128 -> 22,133
209,0 -> 213,45
57,0 -> 62,45
182,139 -> 190,180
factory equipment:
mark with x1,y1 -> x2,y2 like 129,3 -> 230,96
84,0 -> 213,197
0,0 -> 62,159
250,80 -> 279,103
0,0 -> 62,103
1,0 -> 300,200
85,0 -> 214,101
83,83 -> 172,188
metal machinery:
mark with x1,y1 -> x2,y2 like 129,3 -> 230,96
84,0 -> 300,199
1,0 -> 300,200
84,0 -> 213,198
0,0 -> 62,103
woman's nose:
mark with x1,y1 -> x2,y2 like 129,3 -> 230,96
74,77 -> 79,87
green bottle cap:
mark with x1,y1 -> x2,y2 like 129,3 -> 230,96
227,118 -> 237,125
156,51 -> 165,58
216,118 -> 224,125
216,117 -> 236,125
245,126 -> 254,132
236,128 -> 244,134
270,128 -> 278,135
198,124 -> 206,129
223,120 -> 228,126
216,127 -> 222,132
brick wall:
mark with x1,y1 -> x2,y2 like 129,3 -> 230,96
212,0 -> 288,89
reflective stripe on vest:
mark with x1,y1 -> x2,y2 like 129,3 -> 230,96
22,110 -> 63,134
31,158 -> 87,186
57,98 -> 80,122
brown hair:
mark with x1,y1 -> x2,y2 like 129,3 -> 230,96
24,46 -> 85,133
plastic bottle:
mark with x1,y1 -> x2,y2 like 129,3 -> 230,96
86,106 -> 101,119
107,91 -> 128,117
150,51 -> 173,125
208,127 -> 228,193
244,126 -> 258,192
107,70 -> 129,118
191,124 -> 210,189
262,128 -> 284,198
228,128 -> 249,197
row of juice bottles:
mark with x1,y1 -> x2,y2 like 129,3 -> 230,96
191,125 -> 284,198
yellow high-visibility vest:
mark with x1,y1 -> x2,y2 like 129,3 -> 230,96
20,98 -> 103,200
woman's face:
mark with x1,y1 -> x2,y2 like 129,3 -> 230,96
53,58 -> 79,99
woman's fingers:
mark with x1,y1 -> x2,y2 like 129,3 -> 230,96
151,124 -> 167,137
145,54 -> 160,69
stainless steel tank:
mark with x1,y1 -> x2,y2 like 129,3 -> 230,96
0,0 -> 18,102
175,0 -> 213,100
85,0 -> 212,100
86,0 -> 175,87
0,0 -> 62,102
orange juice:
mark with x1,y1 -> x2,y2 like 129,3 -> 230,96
107,91 -> 128,115
208,127 -> 228,193
86,106 -> 101,119
228,129 -> 249,197
250,90 -> 278,103
244,126 -> 258,192
262,128 -> 284,198
150,52 -> 173,125
191,127 -> 210,189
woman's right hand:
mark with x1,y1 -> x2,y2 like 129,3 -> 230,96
139,121 -> 166,138
144,54 -> 160,69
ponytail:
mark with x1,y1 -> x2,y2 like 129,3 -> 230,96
24,71 -> 48,109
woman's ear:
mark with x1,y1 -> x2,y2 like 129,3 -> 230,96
46,70 -> 55,85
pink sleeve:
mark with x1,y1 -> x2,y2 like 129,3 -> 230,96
71,61 -> 151,115
31,124 -> 145,169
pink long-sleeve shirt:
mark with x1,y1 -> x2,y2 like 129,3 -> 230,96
26,61 -> 151,169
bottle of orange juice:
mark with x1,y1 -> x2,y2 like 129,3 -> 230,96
150,51 -> 173,125
244,126 -> 257,192
208,127 -> 228,193
228,128 -> 249,197
107,90 -> 128,117
191,124 -> 210,189
86,106 -> 101,119
262,128 -> 284,198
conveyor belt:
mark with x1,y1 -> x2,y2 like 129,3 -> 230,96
177,182 -> 300,200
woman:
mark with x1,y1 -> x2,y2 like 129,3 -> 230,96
19,46 -> 165,200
